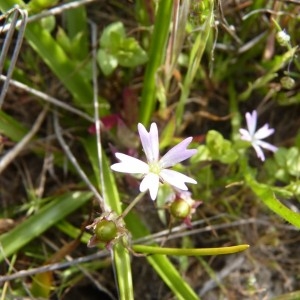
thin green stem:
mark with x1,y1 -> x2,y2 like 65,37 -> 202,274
119,192 -> 146,219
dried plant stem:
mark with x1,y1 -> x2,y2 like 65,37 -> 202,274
90,20 -> 109,212
0,106 -> 48,173
0,7 -> 28,107
0,250 -> 108,283
0,75 -> 93,122
0,0 -> 96,33
53,112 -> 105,209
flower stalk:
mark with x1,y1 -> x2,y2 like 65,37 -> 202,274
132,244 -> 250,256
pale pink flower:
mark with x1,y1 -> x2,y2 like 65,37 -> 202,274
239,110 -> 278,161
111,123 -> 197,200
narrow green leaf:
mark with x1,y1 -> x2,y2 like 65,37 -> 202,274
0,1 -> 109,115
147,255 -> 199,300
245,175 -> 300,228
82,136 -> 133,300
0,191 -> 92,262
175,0 -> 214,126
139,0 -> 173,126
126,212 -> 201,299
113,243 -> 134,300
64,0 -> 88,60
0,110 -> 28,141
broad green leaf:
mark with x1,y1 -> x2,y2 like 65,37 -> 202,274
100,22 -> 126,49
206,130 -> 238,164
286,147 -> 300,177
97,49 -> 118,76
117,38 -> 148,67
190,145 -> 211,163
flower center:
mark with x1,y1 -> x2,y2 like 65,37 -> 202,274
148,161 -> 161,174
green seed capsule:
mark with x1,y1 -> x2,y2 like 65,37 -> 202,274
170,199 -> 191,219
280,76 -> 295,89
95,220 -> 118,243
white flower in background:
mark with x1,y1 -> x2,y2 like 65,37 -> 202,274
239,110 -> 278,161
111,123 -> 197,200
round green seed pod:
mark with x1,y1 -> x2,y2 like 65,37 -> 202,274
280,76 -> 295,89
170,199 -> 191,219
276,31 -> 290,47
95,220 -> 118,243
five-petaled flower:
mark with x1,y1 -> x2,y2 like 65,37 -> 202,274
239,110 -> 278,161
111,123 -> 197,200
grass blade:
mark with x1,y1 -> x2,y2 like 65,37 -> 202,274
245,174 -> 300,228
0,191 -> 92,262
0,1 -> 109,115
139,0 -> 173,126
175,0 -> 214,126
82,136 -> 133,300
147,254 -> 199,300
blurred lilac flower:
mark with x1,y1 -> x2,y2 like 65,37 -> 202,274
239,110 -> 278,161
111,123 -> 197,200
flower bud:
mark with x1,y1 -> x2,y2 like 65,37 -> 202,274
170,199 -> 191,219
276,30 -> 290,47
280,76 -> 295,89
95,219 -> 118,243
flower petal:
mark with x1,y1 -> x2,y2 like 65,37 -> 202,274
239,128 -> 252,141
256,140 -> 278,153
252,143 -> 266,161
140,173 -> 160,200
245,111 -> 257,136
111,153 -> 149,173
160,137 -> 197,168
254,124 -> 275,140
138,123 -> 159,163
160,169 -> 197,190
